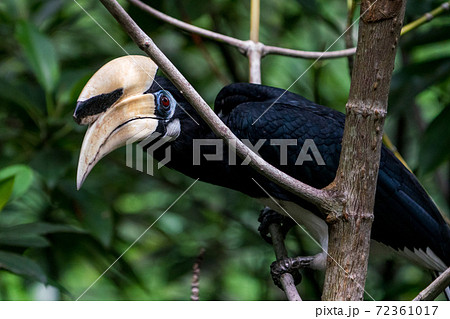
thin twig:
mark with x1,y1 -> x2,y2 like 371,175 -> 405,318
413,267 -> 450,301
128,0 -> 450,61
99,0 -> 337,217
127,0 -> 357,60
191,248 -> 205,301
401,1 -> 450,36
127,0 -> 245,48
262,45 -> 356,59
248,0 -> 262,84
268,222 -> 302,301
247,42 -> 263,84
250,0 -> 260,43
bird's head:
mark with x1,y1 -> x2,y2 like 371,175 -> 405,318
74,55 -> 184,190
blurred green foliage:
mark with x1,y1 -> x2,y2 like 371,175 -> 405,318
0,0 -> 449,300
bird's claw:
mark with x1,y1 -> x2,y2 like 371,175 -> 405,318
270,256 -> 315,289
258,207 -> 295,244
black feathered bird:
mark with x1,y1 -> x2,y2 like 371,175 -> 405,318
74,56 -> 450,297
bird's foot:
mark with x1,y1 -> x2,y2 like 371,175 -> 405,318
258,207 -> 295,244
270,256 -> 315,289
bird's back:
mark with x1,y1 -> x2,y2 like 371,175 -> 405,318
215,83 -> 450,270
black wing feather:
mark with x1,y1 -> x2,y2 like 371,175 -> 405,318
216,83 -> 450,268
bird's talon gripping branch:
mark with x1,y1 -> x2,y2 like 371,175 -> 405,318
258,207 -> 295,244
270,256 -> 314,289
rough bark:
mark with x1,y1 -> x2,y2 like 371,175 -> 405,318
322,0 -> 407,301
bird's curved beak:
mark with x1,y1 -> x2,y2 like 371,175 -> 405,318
74,55 -> 159,190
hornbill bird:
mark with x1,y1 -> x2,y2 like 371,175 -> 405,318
74,56 -> 450,298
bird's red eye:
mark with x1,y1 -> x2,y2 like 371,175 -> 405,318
160,95 -> 170,107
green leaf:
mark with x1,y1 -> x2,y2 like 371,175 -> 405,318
418,104 -> 450,175
0,251 -> 47,283
0,177 -> 15,212
0,80 -> 45,127
0,234 -> 50,248
82,199 -> 113,248
0,165 -> 34,201
30,148 -> 71,189
0,222 -> 84,248
60,186 -> 113,247
15,20 -> 60,93
0,222 -> 85,236
0,0 -> 28,21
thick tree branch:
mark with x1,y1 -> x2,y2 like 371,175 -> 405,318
413,267 -> 450,301
99,0 -> 339,212
322,0 -> 407,301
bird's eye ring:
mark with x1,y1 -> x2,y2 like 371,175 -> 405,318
160,95 -> 171,108
155,90 -> 175,119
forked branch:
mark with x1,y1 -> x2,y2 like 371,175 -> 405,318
127,0 -> 357,60
128,0 -> 449,60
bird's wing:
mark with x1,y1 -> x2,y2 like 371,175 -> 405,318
216,82 -> 344,190
373,149 -> 450,269
215,82 -> 450,270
